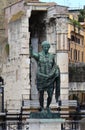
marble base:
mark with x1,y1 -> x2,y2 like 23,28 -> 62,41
27,118 -> 65,130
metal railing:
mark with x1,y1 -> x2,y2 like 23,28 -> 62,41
0,120 -> 83,130
1,98 -> 84,130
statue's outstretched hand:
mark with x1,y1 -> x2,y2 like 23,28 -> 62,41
30,45 -> 33,56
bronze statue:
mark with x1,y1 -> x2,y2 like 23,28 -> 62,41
30,41 -> 60,113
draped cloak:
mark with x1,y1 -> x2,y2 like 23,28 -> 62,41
36,51 -> 60,102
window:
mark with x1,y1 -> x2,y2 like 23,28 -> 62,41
71,48 -> 73,60
71,35 -> 75,41
78,50 -> 80,61
77,38 -> 80,44
71,35 -> 80,44
82,52 -> 83,62
74,49 -> 77,61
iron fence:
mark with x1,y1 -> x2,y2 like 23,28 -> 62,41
0,120 -> 84,130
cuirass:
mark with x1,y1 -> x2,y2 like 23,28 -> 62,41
38,52 -> 54,74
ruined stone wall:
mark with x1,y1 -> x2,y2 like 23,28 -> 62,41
0,0 -> 8,70
0,0 -> 7,33
0,0 -> 22,42
0,0 -> 37,73
2,8 -> 30,110
0,0 -> 24,75
0,0 -> 39,37
3,0 -> 45,111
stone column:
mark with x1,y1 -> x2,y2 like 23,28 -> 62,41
47,6 -> 68,103
55,14 -> 68,100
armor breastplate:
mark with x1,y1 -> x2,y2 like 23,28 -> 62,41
38,52 -> 53,75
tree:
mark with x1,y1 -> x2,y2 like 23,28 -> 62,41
78,9 -> 85,22
69,18 -> 81,32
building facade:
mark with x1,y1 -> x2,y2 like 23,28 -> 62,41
68,8 -> 85,111
68,10 -> 85,63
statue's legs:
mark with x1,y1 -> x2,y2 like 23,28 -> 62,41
46,85 -> 54,110
39,90 -> 44,111
55,75 -> 60,102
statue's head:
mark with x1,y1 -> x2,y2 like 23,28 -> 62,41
41,41 -> 50,48
41,41 -> 50,53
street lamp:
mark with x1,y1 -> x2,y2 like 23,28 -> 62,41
0,76 -> 4,112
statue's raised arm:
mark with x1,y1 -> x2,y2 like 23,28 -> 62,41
30,45 -> 39,61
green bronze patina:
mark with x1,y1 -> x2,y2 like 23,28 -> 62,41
30,111 -> 60,118
30,41 -> 60,114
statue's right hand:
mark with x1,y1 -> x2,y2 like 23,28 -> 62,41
30,45 -> 33,51
30,46 -> 33,55
29,46 -> 39,60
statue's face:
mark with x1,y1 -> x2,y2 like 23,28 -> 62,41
43,45 -> 50,53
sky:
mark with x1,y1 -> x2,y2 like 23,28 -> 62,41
40,0 -> 85,9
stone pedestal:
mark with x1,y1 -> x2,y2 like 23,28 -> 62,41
27,118 -> 65,130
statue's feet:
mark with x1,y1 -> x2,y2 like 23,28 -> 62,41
39,107 -> 44,113
46,107 -> 51,113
